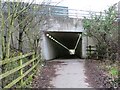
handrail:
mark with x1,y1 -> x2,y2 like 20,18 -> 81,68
0,52 -> 40,88
0,52 -> 35,65
0,56 -> 39,80
4,60 -> 40,88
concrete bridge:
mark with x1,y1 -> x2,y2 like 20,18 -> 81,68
41,16 -> 95,60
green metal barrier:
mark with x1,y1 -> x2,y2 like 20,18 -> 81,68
0,52 -> 40,88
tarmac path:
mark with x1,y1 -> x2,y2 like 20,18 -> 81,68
50,59 -> 92,88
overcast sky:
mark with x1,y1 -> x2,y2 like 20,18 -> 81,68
3,0 -> 120,11
56,0 -> 120,11
25,0 -> 120,11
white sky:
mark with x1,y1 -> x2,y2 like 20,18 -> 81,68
3,0 -> 120,11
56,0 -> 120,11
27,0 -> 120,11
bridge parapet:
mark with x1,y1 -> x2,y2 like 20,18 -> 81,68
42,16 -> 84,32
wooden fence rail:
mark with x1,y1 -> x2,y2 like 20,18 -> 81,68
0,52 -> 40,88
86,45 -> 107,59
86,45 -> 97,59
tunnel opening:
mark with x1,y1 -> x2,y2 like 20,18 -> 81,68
42,31 -> 82,60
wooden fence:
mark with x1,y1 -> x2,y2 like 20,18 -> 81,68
86,45 -> 98,59
0,52 -> 40,88
86,45 -> 107,59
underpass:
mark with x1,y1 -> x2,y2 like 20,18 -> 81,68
42,31 -> 83,60
40,16 -> 95,60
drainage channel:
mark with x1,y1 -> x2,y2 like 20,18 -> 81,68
42,32 -> 82,60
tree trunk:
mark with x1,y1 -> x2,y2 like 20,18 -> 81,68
18,30 -> 23,52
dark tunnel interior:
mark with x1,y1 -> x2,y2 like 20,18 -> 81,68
43,32 -> 82,60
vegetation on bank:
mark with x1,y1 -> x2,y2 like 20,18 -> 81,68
0,0 -> 48,88
83,4 -> 119,88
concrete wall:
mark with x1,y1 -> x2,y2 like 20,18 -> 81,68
81,36 -> 97,58
45,16 -> 84,32
87,36 -> 97,46
82,35 -> 87,58
41,34 -> 58,60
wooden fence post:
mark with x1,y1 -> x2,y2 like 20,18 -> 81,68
89,45 -> 92,58
32,54 -> 35,65
20,53 -> 23,85
32,54 -> 36,74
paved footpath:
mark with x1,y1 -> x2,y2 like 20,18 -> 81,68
50,59 -> 92,88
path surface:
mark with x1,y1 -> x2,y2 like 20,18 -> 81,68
50,59 -> 92,88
